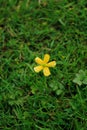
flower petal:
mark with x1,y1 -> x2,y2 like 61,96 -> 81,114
34,66 -> 43,73
43,54 -> 50,63
47,61 -> 56,67
35,57 -> 44,65
43,67 -> 51,76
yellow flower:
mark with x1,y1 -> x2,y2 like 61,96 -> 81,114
34,54 -> 56,76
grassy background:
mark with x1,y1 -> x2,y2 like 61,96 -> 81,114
0,0 -> 87,130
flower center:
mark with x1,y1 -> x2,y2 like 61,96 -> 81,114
42,63 -> 47,67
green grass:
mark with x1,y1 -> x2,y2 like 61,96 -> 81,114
0,0 -> 87,130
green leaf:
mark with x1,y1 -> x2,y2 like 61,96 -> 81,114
73,78 -> 82,86
56,90 -> 63,95
83,78 -> 87,85
73,70 -> 87,86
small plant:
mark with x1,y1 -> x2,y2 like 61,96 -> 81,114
49,80 -> 64,95
73,70 -> 87,86
34,54 -> 56,76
